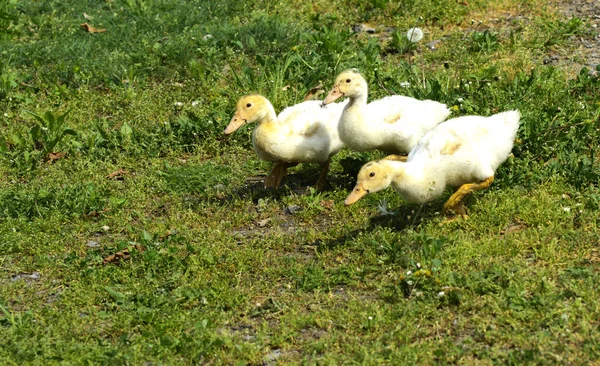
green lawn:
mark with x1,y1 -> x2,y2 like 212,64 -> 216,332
1,0 -> 599,364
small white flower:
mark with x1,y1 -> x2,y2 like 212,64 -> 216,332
191,101 -> 200,107
102,225 -> 110,231
437,291 -> 445,298
368,316 -> 373,320
3,113 -> 8,117
399,81 -> 411,88
563,207 -> 571,212
406,27 -> 424,43
407,280 -> 414,285
174,101 -> 184,108
457,97 -> 464,102
486,82 -> 491,86
416,262 -> 421,268
406,270 -> 412,276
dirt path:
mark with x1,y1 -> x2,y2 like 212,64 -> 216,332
559,0 -> 600,75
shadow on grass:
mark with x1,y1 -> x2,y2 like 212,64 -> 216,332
174,164 -> 360,209
307,202 -> 444,253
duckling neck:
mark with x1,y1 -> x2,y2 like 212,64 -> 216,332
258,102 -> 278,125
254,102 -> 279,136
339,91 -> 375,150
252,102 -> 282,161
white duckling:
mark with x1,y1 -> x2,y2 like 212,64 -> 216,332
323,69 -> 451,158
345,110 -> 521,217
224,94 -> 348,190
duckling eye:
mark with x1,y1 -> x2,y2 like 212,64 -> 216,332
369,172 -> 376,177
345,79 -> 351,83
246,103 -> 252,108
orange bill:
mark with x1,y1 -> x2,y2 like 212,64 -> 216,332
224,112 -> 246,135
323,85 -> 343,105
344,184 -> 368,205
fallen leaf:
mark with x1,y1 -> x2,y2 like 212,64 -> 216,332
501,222 -> 528,235
256,218 -> 271,227
102,245 -> 145,265
586,249 -> 600,263
47,151 -> 66,162
320,200 -> 334,210
102,248 -> 130,265
281,85 -> 290,91
85,207 -> 110,218
106,169 -> 129,179
80,23 -> 107,33
304,84 -> 324,101
158,230 -> 175,241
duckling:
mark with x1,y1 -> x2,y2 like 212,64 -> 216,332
345,110 -> 521,217
225,94 -> 348,190
323,69 -> 451,158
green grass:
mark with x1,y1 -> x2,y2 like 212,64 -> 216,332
1,0 -> 600,364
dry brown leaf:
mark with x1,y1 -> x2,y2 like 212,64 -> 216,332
320,200 -> 334,210
106,169 -> 129,179
47,151 -> 66,162
102,245 -> 145,265
102,248 -> 130,265
85,207 -> 110,218
80,23 -> 107,33
304,84 -> 324,101
586,249 -> 600,263
256,218 -> 271,227
158,230 -> 175,241
501,222 -> 528,235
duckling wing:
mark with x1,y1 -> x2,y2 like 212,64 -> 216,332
411,111 -> 521,169
367,96 -> 451,149
277,100 -> 329,137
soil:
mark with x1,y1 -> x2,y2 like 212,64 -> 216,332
558,0 -> 600,75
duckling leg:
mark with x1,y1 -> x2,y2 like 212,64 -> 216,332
315,159 -> 331,192
442,176 -> 495,217
265,162 -> 298,189
383,154 -> 408,162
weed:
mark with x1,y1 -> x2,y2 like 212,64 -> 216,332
3,109 -> 76,170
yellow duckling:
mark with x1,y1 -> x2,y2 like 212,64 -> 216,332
345,111 -> 521,217
225,94 -> 348,190
324,69 -> 451,158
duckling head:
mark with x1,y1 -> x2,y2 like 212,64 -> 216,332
324,69 -> 368,104
224,95 -> 272,135
345,161 -> 394,205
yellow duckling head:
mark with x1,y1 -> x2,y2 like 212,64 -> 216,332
345,160 -> 395,205
324,68 -> 367,105
224,94 -> 272,135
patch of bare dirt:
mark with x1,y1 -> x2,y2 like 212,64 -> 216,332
558,0 -> 600,74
